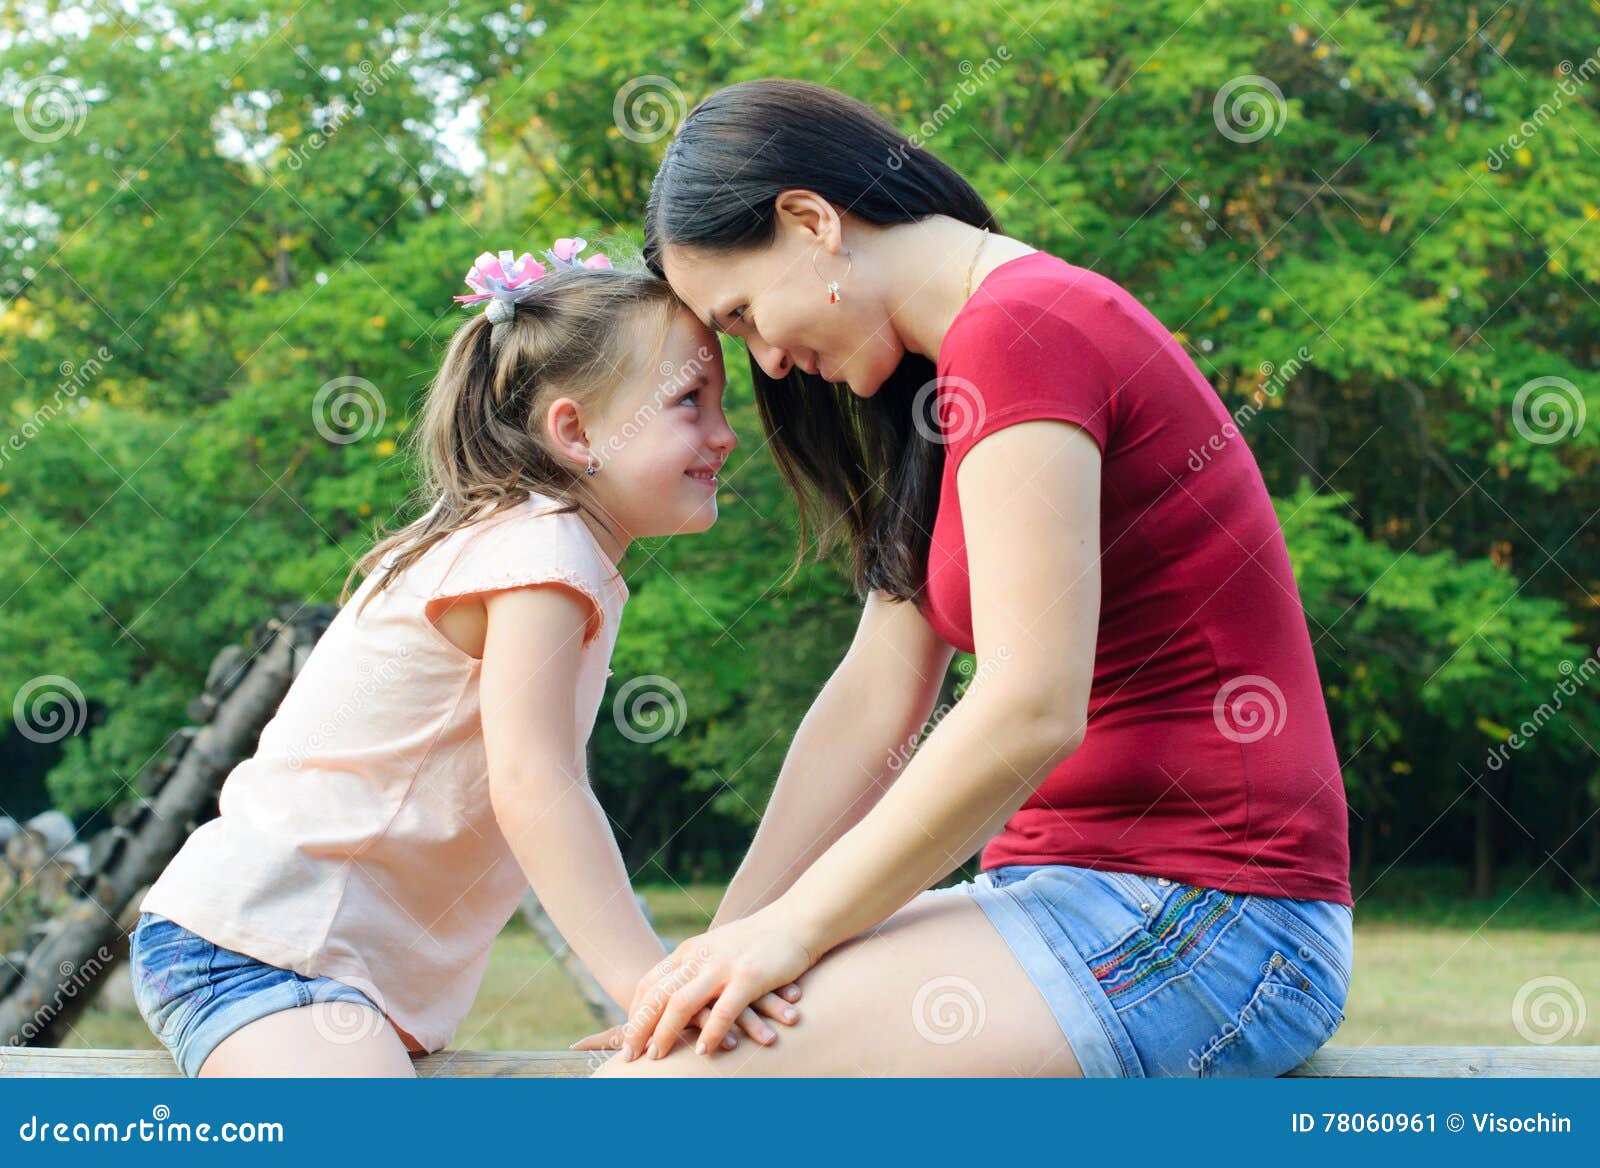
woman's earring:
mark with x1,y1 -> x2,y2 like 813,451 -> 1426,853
812,247 -> 853,305
585,459 -> 599,476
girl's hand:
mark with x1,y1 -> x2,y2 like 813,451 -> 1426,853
569,983 -> 804,1053
620,909 -> 817,1061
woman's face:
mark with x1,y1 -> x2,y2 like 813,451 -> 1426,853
659,211 -> 905,398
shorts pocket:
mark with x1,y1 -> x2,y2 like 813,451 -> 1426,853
1087,883 -> 1244,1011
1194,949 -> 1344,1078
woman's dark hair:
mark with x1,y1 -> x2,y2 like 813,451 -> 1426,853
643,78 -> 999,602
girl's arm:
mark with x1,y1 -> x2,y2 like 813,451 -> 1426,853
480,584 -> 664,1008
711,592 -> 954,928
621,419 -> 1102,1057
481,584 -> 801,1047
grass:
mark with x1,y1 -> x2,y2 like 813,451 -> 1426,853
60,871 -> 1597,1056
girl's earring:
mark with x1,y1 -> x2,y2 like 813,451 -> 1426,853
585,459 -> 599,476
813,247 -> 853,305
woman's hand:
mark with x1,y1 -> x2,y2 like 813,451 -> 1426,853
569,983 -> 803,1054
619,907 -> 818,1060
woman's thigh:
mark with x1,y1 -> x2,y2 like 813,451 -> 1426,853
199,1002 -> 417,1077
592,891 -> 1084,1078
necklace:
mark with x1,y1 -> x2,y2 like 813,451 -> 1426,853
964,227 -> 991,300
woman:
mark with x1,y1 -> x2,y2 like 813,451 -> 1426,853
590,79 -> 1353,1078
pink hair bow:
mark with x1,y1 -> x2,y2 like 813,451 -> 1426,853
452,250 -> 546,305
451,239 -> 614,309
548,237 -> 614,270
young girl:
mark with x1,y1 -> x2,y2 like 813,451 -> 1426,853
128,238 -> 799,1077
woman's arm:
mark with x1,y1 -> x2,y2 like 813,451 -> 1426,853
480,585 -> 666,1008
712,592 -> 955,927
620,418 -> 1103,1057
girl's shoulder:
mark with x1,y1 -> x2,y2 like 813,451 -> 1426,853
414,491 -> 627,648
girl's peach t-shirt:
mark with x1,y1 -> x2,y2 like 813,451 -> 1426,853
140,492 -> 628,1053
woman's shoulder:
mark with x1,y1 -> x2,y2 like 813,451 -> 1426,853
955,250 -> 1139,337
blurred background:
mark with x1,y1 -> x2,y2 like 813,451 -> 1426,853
1,0 -> 1596,1054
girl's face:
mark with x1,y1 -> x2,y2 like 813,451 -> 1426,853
659,211 -> 905,398
584,307 -> 738,539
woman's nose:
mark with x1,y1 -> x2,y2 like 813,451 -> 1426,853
747,334 -> 792,380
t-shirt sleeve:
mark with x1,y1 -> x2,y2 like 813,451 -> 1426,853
423,508 -> 610,647
938,299 -> 1117,475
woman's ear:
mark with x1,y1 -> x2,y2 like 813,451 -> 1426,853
543,396 -> 594,470
774,189 -> 843,252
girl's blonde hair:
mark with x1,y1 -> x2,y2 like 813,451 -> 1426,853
341,261 -> 680,616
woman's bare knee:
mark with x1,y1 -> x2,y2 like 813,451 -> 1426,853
593,893 -> 1082,1078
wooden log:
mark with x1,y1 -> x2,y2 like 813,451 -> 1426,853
0,619 -> 304,1048
204,644 -> 250,698
0,1047 -> 610,1078
3,1045 -> 1598,1079
24,811 -> 75,854
1283,1044 -> 1600,1078
4,828 -> 47,876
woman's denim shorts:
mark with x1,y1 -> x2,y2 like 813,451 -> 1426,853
128,911 -> 387,1077
929,863 -> 1353,1077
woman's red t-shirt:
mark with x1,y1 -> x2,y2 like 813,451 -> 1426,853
922,250 -> 1352,905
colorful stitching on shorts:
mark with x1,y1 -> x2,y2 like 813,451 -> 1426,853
1091,886 -> 1237,1002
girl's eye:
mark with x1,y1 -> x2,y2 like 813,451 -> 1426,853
680,390 -> 700,406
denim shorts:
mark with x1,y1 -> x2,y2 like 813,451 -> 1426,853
128,911 -> 387,1077
930,863 -> 1352,1077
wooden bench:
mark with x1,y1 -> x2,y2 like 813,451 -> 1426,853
3,1046 -> 1597,1077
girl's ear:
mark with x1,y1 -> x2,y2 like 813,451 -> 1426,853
543,396 -> 593,470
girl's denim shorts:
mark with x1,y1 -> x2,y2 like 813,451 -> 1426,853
928,863 -> 1353,1077
128,911 -> 386,1077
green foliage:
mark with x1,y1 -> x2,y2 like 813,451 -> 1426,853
3,1 -> 1596,882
